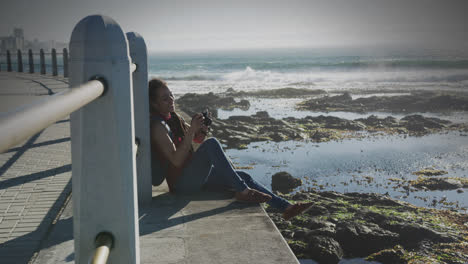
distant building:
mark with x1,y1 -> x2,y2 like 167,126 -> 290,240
0,28 -> 24,53
1,28 -> 68,53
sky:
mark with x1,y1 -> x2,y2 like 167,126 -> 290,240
0,0 -> 467,53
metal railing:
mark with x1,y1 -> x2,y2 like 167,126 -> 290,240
0,48 -> 68,77
91,232 -> 114,264
0,15 -> 152,264
0,79 -> 104,152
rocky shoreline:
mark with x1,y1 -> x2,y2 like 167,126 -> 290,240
175,89 -> 468,263
264,190 -> 468,264
297,91 -> 468,113
176,91 -> 468,149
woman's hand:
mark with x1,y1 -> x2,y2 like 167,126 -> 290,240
190,113 -> 204,134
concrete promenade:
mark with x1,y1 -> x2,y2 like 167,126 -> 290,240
0,72 -> 71,264
0,72 -> 299,264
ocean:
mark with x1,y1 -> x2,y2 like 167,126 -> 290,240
148,47 -> 468,96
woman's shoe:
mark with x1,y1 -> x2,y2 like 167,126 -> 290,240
282,202 -> 314,220
235,189 -> 272,203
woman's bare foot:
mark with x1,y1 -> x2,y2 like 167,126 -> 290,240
235,188 -> 272,203
282,202 -> 314,220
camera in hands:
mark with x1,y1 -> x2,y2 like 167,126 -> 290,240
202,110 -> 212,126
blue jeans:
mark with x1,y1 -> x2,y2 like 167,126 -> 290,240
174,138 -> 291,212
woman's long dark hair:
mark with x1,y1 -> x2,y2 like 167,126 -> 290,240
149,78 -> 189,145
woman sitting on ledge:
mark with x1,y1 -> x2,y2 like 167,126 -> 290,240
149,78 -> 311,220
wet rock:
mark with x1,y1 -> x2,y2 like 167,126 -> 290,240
253,111 -> 270,119
309,225 -> 337,237
271,171 -> 302,193
382,222 -> 457,246
412,168 -> 448,176
287,240 -> 309,258
355,115 -> 399,127
409,177 -> 466,190
345,192 -> 403,207
401,115 -> 449,134
177,92 -> 250,116
305,205 -> 329,216
297,91 -> 468,113
225,87 -> 327,98
335,221 -> 399,256
307,236 -> 343,264
366,245 -> 407,264
291,192 -> 311,201
292,227 -> 310,240
305,219 -> 336,230
310,130 -> 334,142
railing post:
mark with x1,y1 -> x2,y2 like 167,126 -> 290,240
52,48 -> 57,76
63,48 -> 69,77
69,15 -> 140,264
28,49 -> 34,73
40,49 -> 46,74
126,32 -> 151,206
17,50 -> 23,72
7,50 -> 12,72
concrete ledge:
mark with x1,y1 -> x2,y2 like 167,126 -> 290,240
34,182 -> 299,264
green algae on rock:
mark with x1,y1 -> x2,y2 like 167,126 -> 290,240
265,190 -> 468,264
409,176 -> 468,191
412,168 -> 448,176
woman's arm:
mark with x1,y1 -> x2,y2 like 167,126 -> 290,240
151,114 -> 203,167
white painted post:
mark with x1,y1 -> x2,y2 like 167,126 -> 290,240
69,15 -> 140,264
126,32 -> 151,206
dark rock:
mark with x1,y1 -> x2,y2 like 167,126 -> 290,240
366,245 -> 407,264
305,205 -> 329,216
253,111 -> 270,119
382,222 -> 457,246
271,172 -> 302,193
226,87 -> 327,98
410,177 -> 465,190
356,115 -> 399,127
281,229 -> 294,239
292,228 -> 310,240
307,236 -> 343,264
305,219 -> 336,230
176,92 -> 251,116
287,240 -> 309,258
297,91 -> 468,113
309,225 -> 336,237
227,115 -> 254,122
291,192 -> 310,201
269,132 -> 288,142
310,130 -> 333,142
412,168 -> 448,176
335,221 -> 399,257
401,115 -> 448,130
345,192 -> 403,207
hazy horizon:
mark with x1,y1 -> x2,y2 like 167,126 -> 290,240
1,0 -> 467,54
